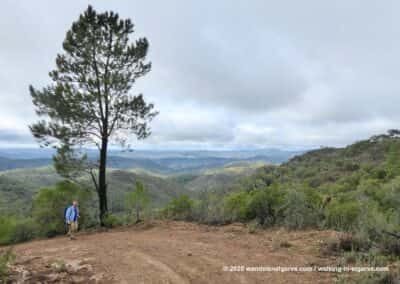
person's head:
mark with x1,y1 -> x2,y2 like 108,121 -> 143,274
72,200 -> 78,207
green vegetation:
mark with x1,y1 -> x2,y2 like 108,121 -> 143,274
0,167 -> 60,216
102,213 -> 123,228
32,181 -> 93,237
0,217 -> 36,245
0,181 -> 92,244
0,249 -> 15,282
157,131 -> 400,272
125,181 -> 150,222
161,195 -> 194,220
2,130 -> 400,283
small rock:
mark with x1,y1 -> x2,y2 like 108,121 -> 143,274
47,273 -> 61,282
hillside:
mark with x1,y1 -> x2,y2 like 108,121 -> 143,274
6,221 -> 339,283
0,167 -> 61,215
0,156 -> 51,171
0,161 -> 263,218
247,133 -> 400,191
0,148 -> 301,174
0,167 -> 186,216
2,134 -> 400,283
170,162 -> 265,193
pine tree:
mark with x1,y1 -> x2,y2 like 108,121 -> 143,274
126,181 -> 150,222
29,6 -> 157,225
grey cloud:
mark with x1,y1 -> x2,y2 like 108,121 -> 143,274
154,29 -> 309,112
0,0 -> 400,149
146,106 -> 235,144
0,129 -> 33,144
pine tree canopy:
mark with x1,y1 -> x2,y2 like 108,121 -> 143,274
30,5 -> 157,149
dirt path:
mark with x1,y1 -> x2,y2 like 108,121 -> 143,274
6,221 -> 339,283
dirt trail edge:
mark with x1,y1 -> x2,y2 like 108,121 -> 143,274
6,221 -> 339,283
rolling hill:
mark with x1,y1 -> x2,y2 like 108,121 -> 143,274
0,148 -> 302,174
248,132 -> 399,190
0,148 -> 300,215
0,167 -> 187,216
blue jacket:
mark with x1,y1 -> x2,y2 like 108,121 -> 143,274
65,206 -> 79,222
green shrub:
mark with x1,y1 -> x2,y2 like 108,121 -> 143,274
0,249 -> 15,282
32,181 -> 92,237
336,174 -> 361,192
223,185 -> 285,225
325,201 -> 361,230
343,162 -> 360,172
102,213 -> 123,228
247,187 -> 285,226
162,195 -> 194,220
125,181 -> 151,222
192,191 -> 225,224
371,168 -> 387,180
8,218 -> 37,243
381,177 -> 400,212
323,233 -> 373,259
351,270 -> 399,284
0,217 -> 37,245
338,233 -> 370,252
356,179 -> 383,202
223,191 -> 251,222
0,217 -> 14,244
247,220 -> 260,234
380,235 -> 400,257
283,189 -> 321,229
385,142 -> 400,178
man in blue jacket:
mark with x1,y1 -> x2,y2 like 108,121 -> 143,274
65,200 -> 80,240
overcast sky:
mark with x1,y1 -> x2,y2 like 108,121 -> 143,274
1,0 -> 400,150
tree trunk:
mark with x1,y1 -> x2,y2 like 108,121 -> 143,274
98,137 -> 108,226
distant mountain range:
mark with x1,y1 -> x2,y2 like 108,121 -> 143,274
0,148 -> 305,174
0,156 -> 51,171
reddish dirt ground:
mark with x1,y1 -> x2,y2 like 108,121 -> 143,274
6,221 -> 340,283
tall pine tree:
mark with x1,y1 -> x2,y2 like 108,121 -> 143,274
30,6 -> 157,225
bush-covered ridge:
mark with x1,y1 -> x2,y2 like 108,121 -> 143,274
160,131 -> 400,275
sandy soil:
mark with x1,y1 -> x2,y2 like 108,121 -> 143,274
5,221 -> 340,283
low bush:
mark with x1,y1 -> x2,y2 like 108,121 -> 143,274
223,191 -> 251,222
282,189 -> 321,229
223,186 -> 285,225
247,220 -> 260,234
0,217 -> 37,245
32,181 -> 92,237
322,233 -> 370,256
0,249 -> 15,282
8,218 -> 37,244
380,236 -> 400,257
125,181 -> 151,222
324,201 -> 361,231
162,195 -> 194,221
192,192 -> 225,224
102,213 -> 123,228
337,233 -> 370,252
247,187 -> 285,226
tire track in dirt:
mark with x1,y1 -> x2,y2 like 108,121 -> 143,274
116,249 -> 188,284
7,221 -> 339,283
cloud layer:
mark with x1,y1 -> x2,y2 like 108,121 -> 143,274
0,0 -> 399,149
